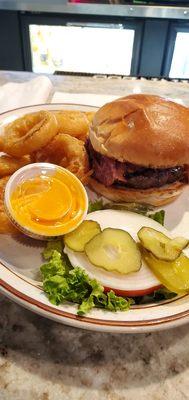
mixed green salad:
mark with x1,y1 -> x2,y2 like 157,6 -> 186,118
40,199 -> 177,316
41,241 -> 134,315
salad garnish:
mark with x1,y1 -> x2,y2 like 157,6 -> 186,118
40,203 -> 185,314
148,210 -> 165,226
40,240 -> 134,316
88,199 -> 104,213
134,287 -> 177,305
88,199 -> 165,225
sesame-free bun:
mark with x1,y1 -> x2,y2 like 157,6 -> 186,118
88,177 -> 185,206
90,94 -> 189,168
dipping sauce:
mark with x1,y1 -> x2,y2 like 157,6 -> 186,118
9,169 -> 88,236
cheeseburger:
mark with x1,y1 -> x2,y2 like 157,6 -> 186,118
86,94 -> 189,206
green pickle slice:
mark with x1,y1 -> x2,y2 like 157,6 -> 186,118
138,227 -> 188,261
64,220 -> 101,252
142,249 -> 189,294
84,228 -> 141,274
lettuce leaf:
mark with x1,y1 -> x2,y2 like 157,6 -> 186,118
41,243 -> 133,315
78,277 -> 104,315
148,210 -> 165,226
134,286 -> 176,305
88,199 -> 104,213
41,250 -> 66,279
88,200 -> 165,228
106,291 -> 134,311
88,199 -> 154,215
42,239 -> 63,260
43,275 -> 69,305
104,202 -> 153,215
78,295 -> 95,315
153,287 -> 176,301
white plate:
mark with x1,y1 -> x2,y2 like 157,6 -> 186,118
1,103 -> 189,333
66,210 -> 165,294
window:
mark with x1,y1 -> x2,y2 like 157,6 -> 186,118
29,24 -> 135,75
169,32 -> 189,78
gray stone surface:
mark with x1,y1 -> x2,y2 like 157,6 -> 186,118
0,71 -> 189,400
1,296 -> 189,400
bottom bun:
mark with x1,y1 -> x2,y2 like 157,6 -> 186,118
88,178 -> 186,206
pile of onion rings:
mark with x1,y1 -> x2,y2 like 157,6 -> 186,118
0,108 -> 95,233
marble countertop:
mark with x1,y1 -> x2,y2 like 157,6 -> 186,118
0,71 -> 189,400
1,70 -> 189,105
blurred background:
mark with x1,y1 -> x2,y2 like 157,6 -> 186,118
0,0 -> 189,79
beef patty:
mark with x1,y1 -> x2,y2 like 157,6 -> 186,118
86,140 -> 185,190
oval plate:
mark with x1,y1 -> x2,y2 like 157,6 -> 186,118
1,103 -> 189,333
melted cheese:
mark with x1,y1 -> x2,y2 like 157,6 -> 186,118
10,170 -> 87,236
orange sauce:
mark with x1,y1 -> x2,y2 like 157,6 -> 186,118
10,170 -> 87,236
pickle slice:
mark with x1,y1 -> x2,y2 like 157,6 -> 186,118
64,220 -> 101,252
138,227 -> 188,261
84,228 -> 141,275
142,249 -> 189,294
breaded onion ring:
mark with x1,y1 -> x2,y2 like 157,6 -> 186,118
34,133 -> 89,181
85,111 -> 96,124
0,111 -> 58,157
0,155 -> 31,177
0,176 -> 9,200
0,209 -> 16,233
0,176 -> 16,233
53,110 -> 95,141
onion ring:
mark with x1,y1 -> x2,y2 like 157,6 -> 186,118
0,210 -> 16,233
0,111 -> 58,157
0,176 -> 16,233
0,155 -> 31,177
53,110 -> 95,141
85,111 -> 96,124
0,176 -> 10,200
34,133 -> 89,181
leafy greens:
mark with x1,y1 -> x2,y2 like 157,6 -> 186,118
41,240 -> 133,315
134,287 -> 177,305
40,203 -> 170,315
148,210 -> 165,226
88,199 -> 165,226
88,199 -> 104,213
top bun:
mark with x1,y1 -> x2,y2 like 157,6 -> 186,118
90,94 -> 189,168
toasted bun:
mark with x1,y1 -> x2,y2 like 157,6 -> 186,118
88,177 -> 185,206
90,94 -> 189,168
